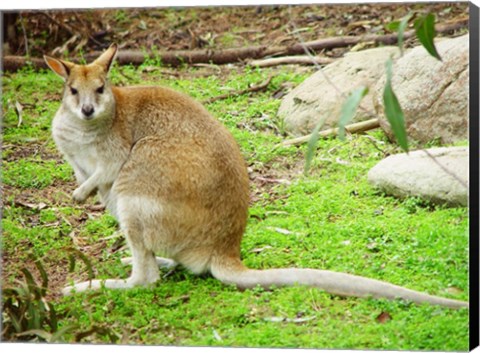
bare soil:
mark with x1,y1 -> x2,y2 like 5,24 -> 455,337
5,3 -> 469,59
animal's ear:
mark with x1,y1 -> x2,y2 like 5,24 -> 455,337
93,43 -> 118,73
43,55 -> 75,81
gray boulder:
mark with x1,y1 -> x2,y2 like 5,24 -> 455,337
278,46 -> 400,136
367,146 -> 468,207
374,34 -> 469,145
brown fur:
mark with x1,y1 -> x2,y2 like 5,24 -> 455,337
111,85 -> 249,270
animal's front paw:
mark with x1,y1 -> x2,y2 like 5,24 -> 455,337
72,187 -> 88,203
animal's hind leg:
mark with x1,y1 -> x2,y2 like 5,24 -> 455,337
62,222 -> 160,295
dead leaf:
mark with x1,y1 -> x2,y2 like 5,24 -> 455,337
14,200 -> 48,210
347,20 -> 376,32
178,294 -> 190,303
212,329 -> 222,341
14,101 -> 23,127
250,246 -> 273,253
350,41 -> 376,52
335,157 -> 350,165
266,227 -> 293,235
263,316 -> 316,323
445,287 -> 463,295
86,204 -> 106,212
68,231 -> 88,248
376,311 -> 392,323
108,237 -> 126,254
142,66 -> 160,73
137,20 -> 147,30
52,34 -> 79,56
255,176 -> 291,185
366,242 -> 379,252
263,316 -> 284,323
265,211 -> 289,216
43,221 -> 61,227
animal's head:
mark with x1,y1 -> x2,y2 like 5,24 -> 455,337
44,44 -> 118,121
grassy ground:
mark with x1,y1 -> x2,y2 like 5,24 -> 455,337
1,59 -> 469,349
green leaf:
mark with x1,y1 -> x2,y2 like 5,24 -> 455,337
385,20 -> 400,32
414,13 -> 442,61
33,258 -> 49,296
304,116 -> 327,175
50,324 -> 78,342
21,268 -> 37,298
49,304 -> 58,332
398,12 -> 413,55
17,329 -> 52,342
10,313 -> 23,333
338,86 -> 369,140
70,248 -> 94,280
68,253 -> 76,273
383,58 -> 409,152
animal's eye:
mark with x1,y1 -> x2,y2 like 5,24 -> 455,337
97,85 -> 104,94
70,87 -> 78,95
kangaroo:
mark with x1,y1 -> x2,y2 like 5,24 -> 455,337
44,44 -> 468,309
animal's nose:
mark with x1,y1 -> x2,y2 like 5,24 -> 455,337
81,104 -> 95,117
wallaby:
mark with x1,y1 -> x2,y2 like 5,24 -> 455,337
44,44 -> 468,309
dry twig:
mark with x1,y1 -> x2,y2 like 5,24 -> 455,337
249,55 -> 334,68
202,76 -> 273,104
280,118 -> 380,147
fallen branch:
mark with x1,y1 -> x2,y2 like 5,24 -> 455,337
2,56 -> 47,71
285,17 -> 468,54
249,55 -> 334,67
3,18 -> 467,72
280,118 -> 380,147
202,75 -> 273,104
90,17 -> 469,65
96,46 -> 278,67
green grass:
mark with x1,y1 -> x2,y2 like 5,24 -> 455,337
1,61 -> 469,349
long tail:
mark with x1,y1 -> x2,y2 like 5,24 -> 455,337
210,258 -> 468,309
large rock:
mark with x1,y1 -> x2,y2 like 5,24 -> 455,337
278,46 -> 400,136
367,146 -> 468,207
374,34 -> 469,145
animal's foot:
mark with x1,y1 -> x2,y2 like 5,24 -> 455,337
121,256 -> 177,269
61,276 -> 157,296
62,279 -> 109,295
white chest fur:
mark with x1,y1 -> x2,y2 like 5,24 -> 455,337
52,112 -> 106,180
51,108 -> 127,216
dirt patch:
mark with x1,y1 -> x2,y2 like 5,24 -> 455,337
6,3 -> 469,58
248,151 -> 305,205
3,143 -> 63,163
1,250 -> 71,301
